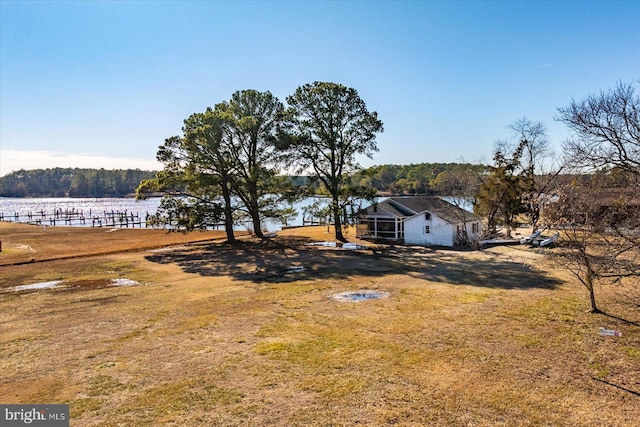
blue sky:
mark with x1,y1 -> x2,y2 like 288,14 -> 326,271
1,0 -> 639,176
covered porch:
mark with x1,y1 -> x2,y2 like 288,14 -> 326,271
356,216 -> 405,241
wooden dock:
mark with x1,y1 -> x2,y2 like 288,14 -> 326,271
0,209 -> 149,228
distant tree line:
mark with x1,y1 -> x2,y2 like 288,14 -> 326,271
0,163 -> 485,199
352,163 -> 488,195
0,168 -> 157,198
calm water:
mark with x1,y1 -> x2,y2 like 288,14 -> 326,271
0,197 -> 161,217
0,197 -> 323,230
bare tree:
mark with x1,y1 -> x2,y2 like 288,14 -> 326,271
508,118 -> 551,172
556,80 -> 640,176
507,118 -> 561,230
549,81 -> 640,313
544,173 -> 639,313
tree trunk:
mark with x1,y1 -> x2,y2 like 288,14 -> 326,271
588,287 -> 600,313
332,198 -> 346,242
248,184 -> 263,238
221,184 -> 236,244
530,208 -> 540,232
251,213 -> 264,238
585,274 -> 600,313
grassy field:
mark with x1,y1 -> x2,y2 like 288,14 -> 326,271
1,222 -> 638,426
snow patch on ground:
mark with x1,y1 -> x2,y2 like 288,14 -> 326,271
109,278 -> 140,286
306,241 -> 369,250
5,278 -> 144,292
148,246 -> 190,253
9,280 -> 65,291
332,290 -> 390,302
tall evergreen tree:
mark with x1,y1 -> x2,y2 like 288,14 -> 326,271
281,82 -> 383,242
223,89 -> 288,238
476,141 -> 528,236
138,90 -> 291,240
138,109 -> 239,242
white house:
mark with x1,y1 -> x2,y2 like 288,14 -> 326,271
356,196 -> 483,247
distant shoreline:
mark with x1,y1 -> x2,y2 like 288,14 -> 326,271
0,193 -> 146,199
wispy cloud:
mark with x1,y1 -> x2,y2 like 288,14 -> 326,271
0,149 -> 161,176
540,63 -> 553,68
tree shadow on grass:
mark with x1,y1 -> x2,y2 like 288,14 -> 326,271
144,237 -> 562,289
145,236 -> 388,283
592,377 -> 640,397
384,246 -> 563,290
600,311 -> 640,327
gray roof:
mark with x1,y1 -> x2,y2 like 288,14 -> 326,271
365,196 -> 481,224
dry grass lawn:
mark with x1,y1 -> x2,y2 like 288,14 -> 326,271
1,222 -> 638,426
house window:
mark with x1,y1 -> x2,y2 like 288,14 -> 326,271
425,225 -> 430,234
472,222 -> 479,233
425,212 -> 431,220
